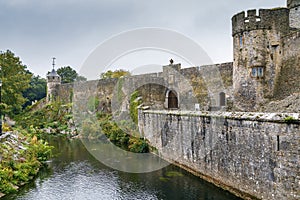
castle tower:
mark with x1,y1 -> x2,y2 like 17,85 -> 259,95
287,0 -> 300,29
46,58 -> 61,102
231,8 -> 289,111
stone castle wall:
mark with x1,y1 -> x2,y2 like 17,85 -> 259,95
274,31 -> 300,99
55,62 -> 234,111
288,0 -> 300,29
139,110 -> 300,200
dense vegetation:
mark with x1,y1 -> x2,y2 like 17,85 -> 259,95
0,127 -> 53,195
15,101 -> 74,138
22,75 -> 47,108
0,50 -> 32,115
82,112 -> 149,153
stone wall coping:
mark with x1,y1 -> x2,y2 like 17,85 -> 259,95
141,110 -> 300,123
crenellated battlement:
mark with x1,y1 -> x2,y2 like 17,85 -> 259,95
232,8 -> 289,36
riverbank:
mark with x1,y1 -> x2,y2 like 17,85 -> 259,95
2,135 -> 242,200
0,130 -> 53,198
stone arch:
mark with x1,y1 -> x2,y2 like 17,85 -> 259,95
219,92 -> 226,106
166,90 -> 178,109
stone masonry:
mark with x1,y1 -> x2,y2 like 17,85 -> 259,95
139,110 -> 300,200
232,0 -> 300,111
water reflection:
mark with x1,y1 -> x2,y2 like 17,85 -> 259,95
3,136 -> 241,200
81,138 -> 170,173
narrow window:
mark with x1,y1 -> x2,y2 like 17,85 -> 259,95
239,36 -> 243,47
257,67 -> 264,77
251,67 -> 257,77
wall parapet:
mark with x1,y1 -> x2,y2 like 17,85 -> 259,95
142,110 -> 300,123
232,8 -> 289,36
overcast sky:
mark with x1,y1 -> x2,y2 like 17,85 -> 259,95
0,0 -> 286,78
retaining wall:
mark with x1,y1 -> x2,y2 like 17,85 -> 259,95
138,110 -> 299,200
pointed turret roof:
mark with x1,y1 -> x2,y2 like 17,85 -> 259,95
47,57 -> 60,77
47,68 -> 60,77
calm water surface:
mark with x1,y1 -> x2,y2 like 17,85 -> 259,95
3,136 -> 241,200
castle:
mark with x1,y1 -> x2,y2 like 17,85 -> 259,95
47,0 -> 300,112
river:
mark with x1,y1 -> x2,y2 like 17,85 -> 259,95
3,136 -> 241,200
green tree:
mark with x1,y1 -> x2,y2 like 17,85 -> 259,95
100,69 -> 130,79
0,50 -> 32,115
57,66 -> 78,83
22,75 -> 46,107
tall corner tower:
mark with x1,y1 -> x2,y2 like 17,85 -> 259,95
231,8 -> 289,111
287,0 -> 300,29
46,58 -> 61,102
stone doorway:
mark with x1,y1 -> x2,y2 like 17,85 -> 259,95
167,90 -> 178,109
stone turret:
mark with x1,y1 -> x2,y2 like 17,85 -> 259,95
287,0 -> 300,8
46,58 -> 61,102
231,8 -> 289,111
287,0 -> 300,29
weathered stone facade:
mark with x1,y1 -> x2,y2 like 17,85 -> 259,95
138,110 -> 300,200
288,0 -> 300,29
57,62 -> 233,113
273,31 -> 300,99
232,1 -> 300,111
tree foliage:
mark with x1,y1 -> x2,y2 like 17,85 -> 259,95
22,75 -> 46,107
0,50 -> 32,115
55,66 -> 87,83
100,69 -> 130,79
57,66 -> 76,83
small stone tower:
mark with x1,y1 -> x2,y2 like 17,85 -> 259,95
231,8 -> 290,111
46,58 -> 61,102
288,0 -> 300,29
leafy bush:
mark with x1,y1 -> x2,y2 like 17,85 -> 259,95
96,113 -> 148,153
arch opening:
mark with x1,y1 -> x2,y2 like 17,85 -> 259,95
167,90 -> 178,109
